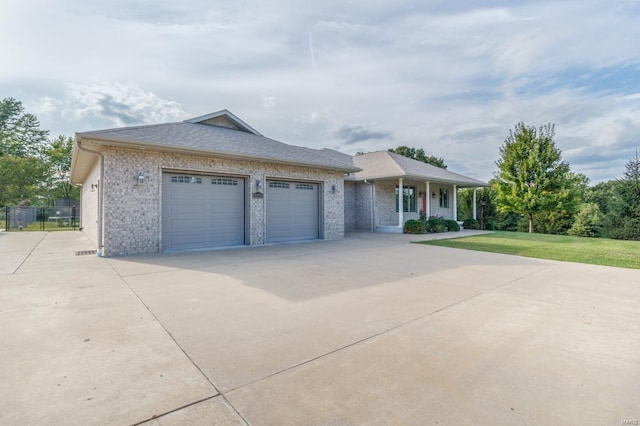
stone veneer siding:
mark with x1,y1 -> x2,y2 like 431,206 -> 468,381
96,145 -> 344,256
344,181 -> 357,231
355,182 -> 374,231
428,183 -> 455,219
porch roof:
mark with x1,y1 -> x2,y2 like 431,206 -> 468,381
349,151 -> 488,187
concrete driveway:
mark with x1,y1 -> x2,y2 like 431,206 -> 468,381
1,231 -> 639,425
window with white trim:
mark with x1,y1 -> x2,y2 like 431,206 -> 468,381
395,186 -> 416,212
439,188 -> 449,208
269,181 -> 290,189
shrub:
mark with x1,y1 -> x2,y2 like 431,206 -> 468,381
568,203 -> 603,238
404,219 -> 425,234
425,216 -> 446,233
445,219 -> 460,232
462,218 -> 479,230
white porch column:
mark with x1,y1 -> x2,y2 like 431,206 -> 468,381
425,181 -> 431,218
472,188 -> 477,220
398,178 -> 404,227
452,184 -> 457,221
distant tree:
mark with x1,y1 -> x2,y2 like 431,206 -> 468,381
493,122 -> 581,233
44,135 -> 79,201
0,155 -> 49,206
604,152 -> 640,240
585,180 -> 618,215
568,203 -> 604,237
532,172 -> 589,235
388,146 -> 447,169
457,187 -> 497,229
0,97 -> 49,158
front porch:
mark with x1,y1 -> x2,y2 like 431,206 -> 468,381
345,178 -> 486,234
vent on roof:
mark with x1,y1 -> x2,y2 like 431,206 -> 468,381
75,250 -> 97,256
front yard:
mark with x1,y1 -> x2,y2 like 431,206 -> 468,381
417,231 -> 640,269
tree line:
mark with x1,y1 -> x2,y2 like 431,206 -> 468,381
456,123 -> 640,240
0,97 -> 78,207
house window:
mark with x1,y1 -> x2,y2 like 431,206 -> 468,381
395,186 -> 416,212
439,188 -> 449,208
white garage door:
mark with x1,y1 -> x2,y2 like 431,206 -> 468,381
266,180 -> 319,243
162,173 -> 245,252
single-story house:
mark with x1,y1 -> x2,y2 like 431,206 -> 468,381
70,110 -> 487,256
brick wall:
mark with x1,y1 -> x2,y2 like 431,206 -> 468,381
96,145 -> 344,256
344,180 -> 356,231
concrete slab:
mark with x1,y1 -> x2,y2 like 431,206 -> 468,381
2,230 -> 639,425
0,231 -> 47,274
0,232 -> 218,425
143,396 -> 245,426
226,261 -> 640,425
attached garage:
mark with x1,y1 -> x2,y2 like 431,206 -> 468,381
162,173 -> 245,252
266,180 -> 319,243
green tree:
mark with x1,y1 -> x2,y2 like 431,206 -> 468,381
568,203 -> 604,237
604,153 -> 640,240
388,146 -> 447,169
44,135 -> 79,201
0,155 -> 49,206
493,122 -> 579,233
457,187 -> 497,229
0,97 -> 49,158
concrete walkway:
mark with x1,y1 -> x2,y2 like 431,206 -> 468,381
1,231 -> 639,425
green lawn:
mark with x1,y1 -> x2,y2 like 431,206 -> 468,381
19,220 -> 78,232
417,231 -> 640,269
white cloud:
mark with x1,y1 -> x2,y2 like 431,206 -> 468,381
2,0 -> 640,182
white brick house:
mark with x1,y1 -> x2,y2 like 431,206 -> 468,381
70,110 -> 486,256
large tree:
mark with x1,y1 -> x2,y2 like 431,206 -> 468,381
0,97 -> 76,207
45,135 -> 79,202
388,146 -> 447,169
0,97 -> 49,158
0,155 -> 49,206
493,122 -> 580,233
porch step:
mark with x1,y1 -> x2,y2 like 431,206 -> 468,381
375,226 -> 403,234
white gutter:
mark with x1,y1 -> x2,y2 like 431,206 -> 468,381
76,139 -> 104,257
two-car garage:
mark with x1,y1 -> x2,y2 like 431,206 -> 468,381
161,173 -> 319,252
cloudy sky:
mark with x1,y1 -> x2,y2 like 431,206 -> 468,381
2,0 -> 639,183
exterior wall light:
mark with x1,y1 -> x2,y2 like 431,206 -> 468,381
90,183 -> 98,192
137,172 -> 145,184
255,179 -> 263,192
331,184 -> 337,194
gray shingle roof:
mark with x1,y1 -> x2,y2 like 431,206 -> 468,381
351,151 -> 488,187
77,121 -> 360,172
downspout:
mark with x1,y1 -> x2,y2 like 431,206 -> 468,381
363,179 -> 375,232
76,139 -> 105,257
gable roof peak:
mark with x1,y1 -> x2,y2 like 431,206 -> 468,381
184,109 -> 262,136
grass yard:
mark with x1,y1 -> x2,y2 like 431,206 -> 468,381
20,220 -> 78,232
417,231 -> 640,269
